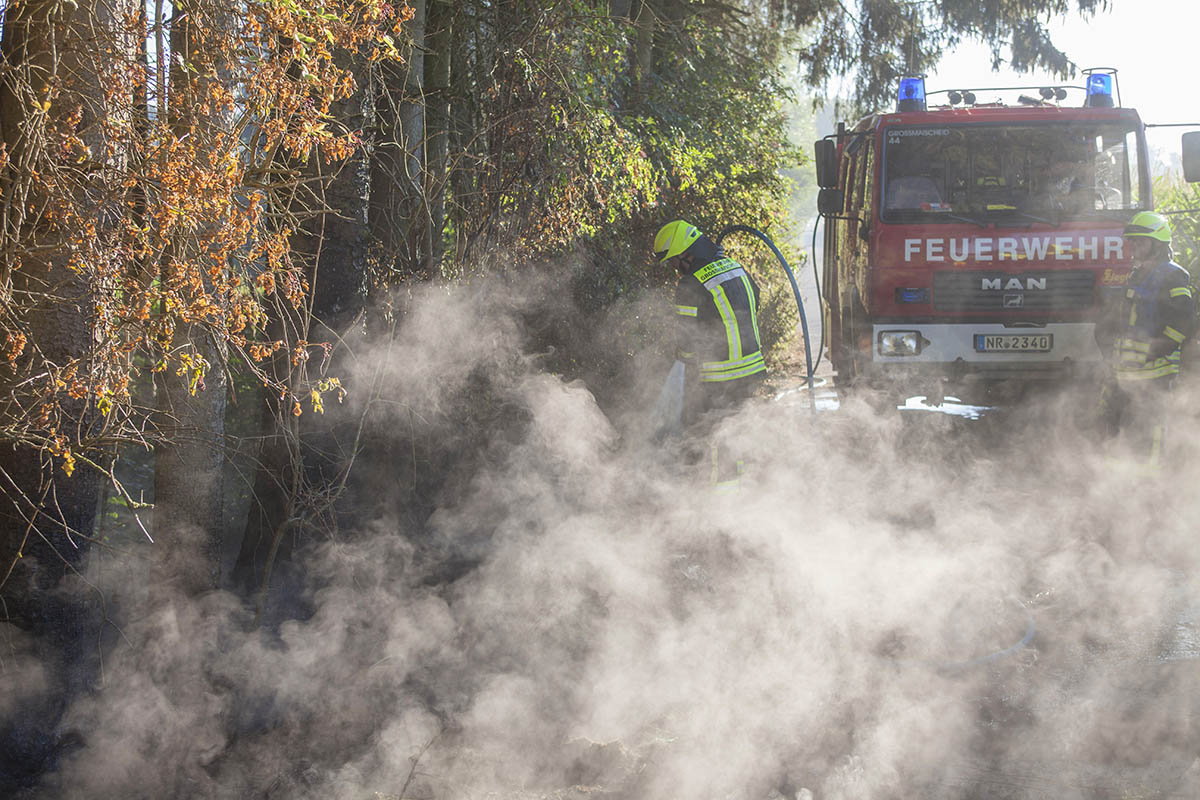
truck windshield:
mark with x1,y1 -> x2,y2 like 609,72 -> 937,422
881,122 -> 1146,223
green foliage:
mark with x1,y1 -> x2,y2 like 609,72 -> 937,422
780,0 -> 1110,110
505,8 -> 660,249
592,9 -> 804,362
1155,178 -> 1200,273
450,2 -> 805,364
443,2 -> 659,263
634,20 -> 801,233
781,70 -> 821,232
1154,178 -> 1200,330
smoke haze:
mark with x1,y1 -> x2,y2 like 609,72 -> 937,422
9,274 -> 1200,799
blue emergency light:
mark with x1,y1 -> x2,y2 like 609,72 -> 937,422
1084,71 -> 1115,107
897,77 -> 926,112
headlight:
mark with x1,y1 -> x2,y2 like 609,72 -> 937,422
877,330 -> 925,356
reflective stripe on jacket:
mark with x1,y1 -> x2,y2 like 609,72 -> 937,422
675,256 -> 766,384
1112,259 -> 1194,383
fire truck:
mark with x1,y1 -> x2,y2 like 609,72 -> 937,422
815,69 -> 1200,402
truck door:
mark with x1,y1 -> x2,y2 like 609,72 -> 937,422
840,134 -> 872,315
852,137 -> 875,299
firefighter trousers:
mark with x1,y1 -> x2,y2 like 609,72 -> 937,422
1101,378 -> 1173,470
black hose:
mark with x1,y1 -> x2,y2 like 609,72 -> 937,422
716,225 -> 815,414
810,215 -> 825,376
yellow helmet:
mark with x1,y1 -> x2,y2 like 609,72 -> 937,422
653,220 -> 702,262
1123,211 -> 1171,244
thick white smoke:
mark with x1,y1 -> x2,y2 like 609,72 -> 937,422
20,274 -> 1200,799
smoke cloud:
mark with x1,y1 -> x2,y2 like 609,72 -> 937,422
10,273 -> 1200,798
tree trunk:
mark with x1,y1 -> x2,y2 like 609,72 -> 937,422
0,0 -> 127,786
151,329 -> 227,597
309,93 -> 375,324
400,0 -> 428,273
0,274 -> 102,790
448,5 -> 474,265
633,0 -> 656,92
148,0 -> 230,599
231,52 -> 375,620
369,0 -> 427,279
424,0 -> 452,275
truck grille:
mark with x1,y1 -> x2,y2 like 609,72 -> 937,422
933,270 -> 1096,312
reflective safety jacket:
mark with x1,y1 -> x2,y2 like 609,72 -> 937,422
674,255 -> 766,385
1111,259 -> 1194,383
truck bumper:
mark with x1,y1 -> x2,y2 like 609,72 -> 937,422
868,322 -> 1103,381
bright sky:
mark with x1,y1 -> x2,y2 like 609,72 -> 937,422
926,0 -> 1200,158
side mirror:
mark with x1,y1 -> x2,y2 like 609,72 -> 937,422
1183,132 -> 1200,183
817,188 -> 844,216
814,139 -> 838,189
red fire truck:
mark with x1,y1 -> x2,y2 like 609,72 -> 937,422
815,70 -> 1200,402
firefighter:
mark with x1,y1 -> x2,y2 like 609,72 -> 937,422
1097,211 -> 1195,468
653,220 -> 767,489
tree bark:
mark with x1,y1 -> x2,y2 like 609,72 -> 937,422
369,0 -> 427,279
448,5 -> 474,264
0,0 -> 104,637
0,0 -> 128,786
633,0 -> 656,92
151,329 -> 227,597
400,0 -> 428,273
148,0 -> 230,600
424,0 -> 452,275
231,51 -> 375,618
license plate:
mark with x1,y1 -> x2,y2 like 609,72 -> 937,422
974,333 -> 1053,352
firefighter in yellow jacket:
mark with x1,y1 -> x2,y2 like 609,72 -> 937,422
654,220 -> 767,488
1097,211 -> 1195,467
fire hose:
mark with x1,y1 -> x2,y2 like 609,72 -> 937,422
716,225 -> 816,414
